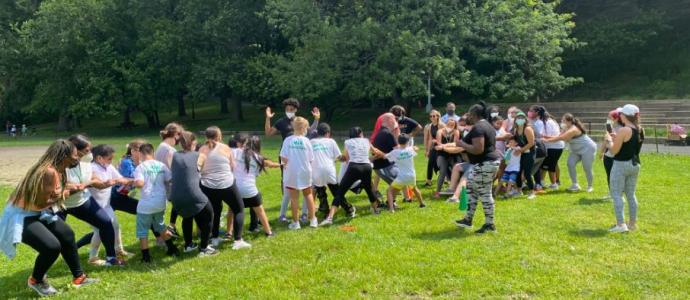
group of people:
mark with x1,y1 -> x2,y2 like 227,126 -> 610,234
4,121 -> 29,137
0,98 -> 644,297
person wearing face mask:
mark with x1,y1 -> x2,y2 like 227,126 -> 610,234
58,135 -> 125,267
441,102 -> 461,124
598,109 -> 622,197
510,112 -> 538,199
606,104 -> 644,233
265,98 -> 322,223
0,139 -> 98,297
504,106 -> 519,132
543,113 -> 597,193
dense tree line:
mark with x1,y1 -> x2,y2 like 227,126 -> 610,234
0,0 -> 581,130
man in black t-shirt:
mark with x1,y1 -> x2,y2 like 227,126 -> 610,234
390,105 -> 422,142
265,98 -> 320,222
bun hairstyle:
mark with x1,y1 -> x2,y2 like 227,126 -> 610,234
562,113 -> 587,135
160,122 -> 184,140
68,134 -> 91,151
349,126 -> 364,139
468,101 -> 491,120
205,126 -> 222,149
179,131 -> 197,152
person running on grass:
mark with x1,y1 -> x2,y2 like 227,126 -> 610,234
542,113 -> 597,193
606,104 -> 644,233
133,144 -> 179,263
198,126 -> 251,250
169,131 -> 218,256
234,136 -> 280,236
0,140 -> 97,296
155,122 -> 183,238
454,102 -> 502,234
385,134 -> 426,211
280,117 -> 318,229
321,127 -> 384,225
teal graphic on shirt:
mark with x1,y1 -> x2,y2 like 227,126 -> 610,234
289,139 -> 306,150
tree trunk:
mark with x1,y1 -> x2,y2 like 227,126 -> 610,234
154,110 -> 160,127
121,106 -> 134,128
219,87 -> 230,114
57,109 -> 71,131
177,90 -> 187,117
143,111 -> 158,129
231,94 -> 244,121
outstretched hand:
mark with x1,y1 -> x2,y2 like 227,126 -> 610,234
311,107 -> 320,120
266,106 -> 275,119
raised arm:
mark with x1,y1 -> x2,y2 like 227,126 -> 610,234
265,107 -> 278,136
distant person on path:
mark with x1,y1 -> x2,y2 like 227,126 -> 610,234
5,120 -> 10,136
11,124 -> 17,137
22,124 -> 28,136
0,140 -> 97,296
441,102 -> 461,124
607,104 -> 644,233
264,98 -> 320,223
454,102 -> 502,234
424,109 -> 444,187
543,113 -> 597,193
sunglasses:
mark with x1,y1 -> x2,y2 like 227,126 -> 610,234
430,115 -> 439,118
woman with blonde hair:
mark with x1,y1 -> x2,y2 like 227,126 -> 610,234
280,117 -> 317,229
423,109 -> 444,187
0,140 -> 97,296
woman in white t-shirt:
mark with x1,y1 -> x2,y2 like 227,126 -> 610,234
534,107 -> 565,190
87,145 -> 132,262
280,117 -> 317,230
234,136 -> 280,236
310,123 -> 342,213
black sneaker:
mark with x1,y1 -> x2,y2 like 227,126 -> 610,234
403,198 -> 413,203
167,225 -> 180,239
475,223 -> 497,234
166,245 -> 180,257
454,218 -> 472,228
419,203 -> 426,208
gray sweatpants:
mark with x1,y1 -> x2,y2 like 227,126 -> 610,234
610,160 -> 640,224
464,160 -> 500,224
567,136 -> 597,188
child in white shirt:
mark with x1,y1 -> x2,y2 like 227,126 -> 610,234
496,138 -> 522,198
310,123 -> 341,213
133,143 -> 178,262
280,117 -> 317,229
384,134 -> 425,211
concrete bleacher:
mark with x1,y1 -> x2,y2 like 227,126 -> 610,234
502,99 -> 690,139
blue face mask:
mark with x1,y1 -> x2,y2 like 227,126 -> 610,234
515,119 -> 526,126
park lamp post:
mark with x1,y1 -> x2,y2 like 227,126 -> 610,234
422,70 -> 433,113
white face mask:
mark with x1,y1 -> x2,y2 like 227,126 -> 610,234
515,119 -> 526,127
81,153 -> 93,163
285,112 -> 295,119
490,112 -> 499,118
606,120 -> 613,126
560,123 -> 567,130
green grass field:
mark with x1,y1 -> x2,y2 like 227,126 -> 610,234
1,138 -> 689,299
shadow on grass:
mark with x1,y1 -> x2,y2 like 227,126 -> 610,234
568,228 -> 608,238
411,227 -> 471,241
577,197 -> 609,205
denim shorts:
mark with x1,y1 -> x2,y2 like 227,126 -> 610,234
374,164 -> 399,185
500,171 -> 519,183
136,211 -> 165,239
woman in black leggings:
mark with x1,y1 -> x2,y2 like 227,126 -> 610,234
424,110 -> 444,187
0,140 -> 96,297
320,127 -> 383,225
512,111 -> 537,200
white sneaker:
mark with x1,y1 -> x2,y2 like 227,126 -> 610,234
439,189 -> 454,196
309,218 -> 318,228
198,246 -> 219,257
608,224 -> 629,233
231,240 -> 252,250
446,197 -> 459,203
211,237 -> 223,248
567,185 -> 581,192
183,243 -> 198,253
586,186 -> 594,193
288,222 -> 301,230
527,192 -> 536,200
319,218 -> 333,226
548,183 -> 559,190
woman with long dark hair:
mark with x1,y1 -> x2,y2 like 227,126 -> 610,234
531,105 -> 565,190
543,113 -> 597,193
511,112 -> 538,199
0,140 -> 97,296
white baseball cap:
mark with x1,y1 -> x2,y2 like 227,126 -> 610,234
620,104 -> 639,116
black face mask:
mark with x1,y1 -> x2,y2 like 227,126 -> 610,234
68,159 -> 79,168
446,110 -> 455,115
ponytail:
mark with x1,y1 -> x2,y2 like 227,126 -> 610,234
204,126 -> 222,150
563,113 -> 587,135
243,136 -> 266,173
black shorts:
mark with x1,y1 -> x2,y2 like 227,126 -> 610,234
243,193 -> 263,208
541,148 -> 564,172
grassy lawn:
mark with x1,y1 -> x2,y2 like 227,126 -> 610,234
0,139 -> 689,298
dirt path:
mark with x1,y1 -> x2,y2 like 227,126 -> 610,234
0,146 -> 46,186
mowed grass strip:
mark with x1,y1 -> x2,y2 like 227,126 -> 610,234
0,141 -> 689,299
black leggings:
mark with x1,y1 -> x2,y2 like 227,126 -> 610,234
65,197 -> 116,258
334,163 -> 378,209
244,194 -> 263,230
182,201 -> 213,249
604,155 -> 614,186
517,151 -> 535,190
426,149 -> 439,181
201,182 -> 244,240
22,216 -> 83,280
315,184 -> 338,205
